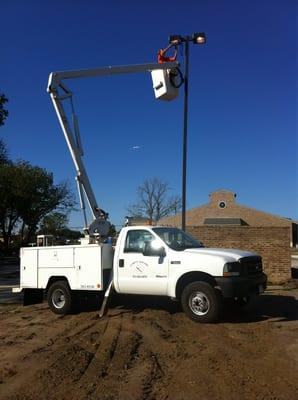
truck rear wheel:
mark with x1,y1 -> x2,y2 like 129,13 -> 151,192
181,281 -> 220,323
47,281 -> 72,315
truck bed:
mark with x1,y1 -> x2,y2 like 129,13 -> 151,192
19,243 -> 113,291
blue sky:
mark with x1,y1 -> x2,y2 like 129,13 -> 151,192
1,0 -> 297,229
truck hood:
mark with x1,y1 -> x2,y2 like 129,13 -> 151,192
183,248 -> 258,262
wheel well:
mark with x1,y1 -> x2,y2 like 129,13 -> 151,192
175,271 -> 217,300
46,276 -> 69,293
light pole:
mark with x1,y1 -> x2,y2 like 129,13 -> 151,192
169,33 -> 206,231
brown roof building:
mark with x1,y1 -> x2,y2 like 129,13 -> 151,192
160,189 -> 297,247
159,190 -> 297,283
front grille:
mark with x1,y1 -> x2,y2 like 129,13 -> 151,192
239,256 -> 263,276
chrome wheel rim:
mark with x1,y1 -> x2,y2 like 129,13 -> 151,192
52,289 -> 66,309
189,291 -> 210,316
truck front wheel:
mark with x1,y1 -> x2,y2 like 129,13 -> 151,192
181,281 -> 220,323
47,281 -> 72,315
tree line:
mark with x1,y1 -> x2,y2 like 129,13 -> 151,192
0,93 -> 76,252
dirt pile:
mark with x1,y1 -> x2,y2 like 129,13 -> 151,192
1,291 -> 298,400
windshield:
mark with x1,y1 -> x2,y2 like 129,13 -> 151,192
152,227 -> 203,251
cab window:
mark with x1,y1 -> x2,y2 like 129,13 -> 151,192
124,230 -> 154,253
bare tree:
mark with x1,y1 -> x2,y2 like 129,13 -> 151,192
127,178 -> 181,222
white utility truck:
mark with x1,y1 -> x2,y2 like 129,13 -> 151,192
18,225 -> 267,322
13,60 -> 267,323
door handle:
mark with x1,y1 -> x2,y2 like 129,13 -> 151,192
119,259 -> 124,268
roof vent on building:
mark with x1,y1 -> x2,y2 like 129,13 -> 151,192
218,201 -> 226,209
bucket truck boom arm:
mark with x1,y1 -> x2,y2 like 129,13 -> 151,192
47,61 -> 179,236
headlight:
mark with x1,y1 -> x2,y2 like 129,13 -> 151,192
223,262 -> 240,277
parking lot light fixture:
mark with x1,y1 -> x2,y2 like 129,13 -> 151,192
168,33 -> 206,231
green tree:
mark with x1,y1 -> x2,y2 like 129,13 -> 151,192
38,212 -> 69,235
0,161 -> 75,249
0,93 -> 10,165
57,228 -> 82,241
0,163 -> 20,249
17,161 -> 75,243
127,178 -> 181,222
0,139 -> 10,165
0,93 -> 9,127
38,212 -> 82,243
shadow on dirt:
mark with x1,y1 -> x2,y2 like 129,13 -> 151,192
75,292 -> 180,316
110,293 -> 181,315
221,293 -> 298,323
77,291 -> 298,324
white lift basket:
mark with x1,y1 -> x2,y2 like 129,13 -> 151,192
151,69 -> 179,101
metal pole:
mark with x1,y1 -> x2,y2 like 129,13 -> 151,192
182,39 -> 189,231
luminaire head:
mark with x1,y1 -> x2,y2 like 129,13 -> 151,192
193,32 -> 206,45
169,35 -> 183,45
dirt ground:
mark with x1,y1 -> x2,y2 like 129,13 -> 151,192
0,290 -> 298,400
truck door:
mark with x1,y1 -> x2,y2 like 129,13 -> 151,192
117,229 -> 168,295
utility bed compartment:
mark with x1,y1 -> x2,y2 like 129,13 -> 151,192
20,244 -> 113,291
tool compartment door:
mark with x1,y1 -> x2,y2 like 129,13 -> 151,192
74,246 -> 102,290
20,248 -> 38,288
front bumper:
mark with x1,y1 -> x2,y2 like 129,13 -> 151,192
215,273 -> 267,298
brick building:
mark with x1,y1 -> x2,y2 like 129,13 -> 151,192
160,190 -> 297,284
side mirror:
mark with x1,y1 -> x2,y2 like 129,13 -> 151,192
143,241 -> 166,257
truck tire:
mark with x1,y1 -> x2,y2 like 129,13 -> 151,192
47,281 -> 72,315
181,281 -> 220,323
